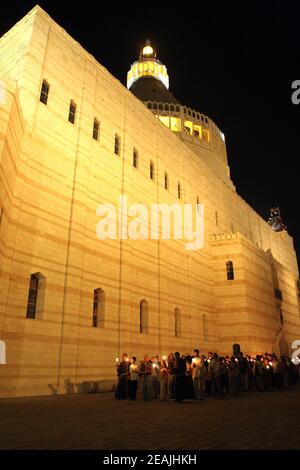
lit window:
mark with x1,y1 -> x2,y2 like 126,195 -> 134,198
150,160 -> 155,180
226,261 -> 234,280
114,134 -> 120,156
177,182 -> 181,199
140,299 -> 149,333
203,129 -> 210,142
92,288 -> 105,327
68,100 -> 76,124
133,148 -> 139,168
164,172 -> 169,190
93,118 -> 100,141
40,80 -> 49,105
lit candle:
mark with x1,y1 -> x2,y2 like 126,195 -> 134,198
162,355 -> 167,361
235,358 -> 238,362
266,365 -> 270,369
125,357 -> 129,362
116,357 -> 119,363
207,359 -> 211,363
269,361 -> 273,366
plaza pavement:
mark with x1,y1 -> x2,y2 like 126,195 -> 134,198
0,386 -> 299,450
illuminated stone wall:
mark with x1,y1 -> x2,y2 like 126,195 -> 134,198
0,6 -> 299,397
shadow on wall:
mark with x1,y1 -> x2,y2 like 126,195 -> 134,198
47,379 -> 116,395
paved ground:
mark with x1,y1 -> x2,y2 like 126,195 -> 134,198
0,386 -> 300,450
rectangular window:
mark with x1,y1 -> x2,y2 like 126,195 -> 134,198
93,118 -> 99,141
68,100 -> 76,124
133,148 -> 138,168
114,135 -> 120,156
26,274 -> 39,319
150,161 -> 154,180
40,80 -> 49,105
92,288 -> 105,327
164,172 -> 169,190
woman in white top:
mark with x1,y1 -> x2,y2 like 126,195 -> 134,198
128,356 -> 139,400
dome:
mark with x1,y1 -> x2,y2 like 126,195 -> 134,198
129,76 -> 180,104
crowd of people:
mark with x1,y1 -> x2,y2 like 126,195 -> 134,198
115,350 -> 300,402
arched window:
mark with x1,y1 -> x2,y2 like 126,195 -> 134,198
164,172 -> 169,190
226,260 -> 234,280
202,314 -> 208,341
26,272 -> 46,319
174,307 -> 181,337
133,148 -> 139,168
140,299 -> 149,333
177,182 -> 181,199
93,118 -> 100,141
92,288 -> 105,327
40,80 -> 49,105
114,134 -> 120,156
150,160 -> 155,180
68,100 -> 76,124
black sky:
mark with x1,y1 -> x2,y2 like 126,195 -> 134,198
1,1 -> 300,263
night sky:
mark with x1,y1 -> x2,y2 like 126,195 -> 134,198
1,1 -> 300,264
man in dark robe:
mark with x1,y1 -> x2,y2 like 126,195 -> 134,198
115,353 -> 129,399
174,351 -> 186,403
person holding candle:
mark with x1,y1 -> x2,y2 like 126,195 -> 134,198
128,356 -> 139,400
228,356 -> 241,395
208,353 -> 222,398
151,355 -> 160,399
159,359 -> 169,401
174,352 -> 186,403
253,355 -> 264,392
192,349 -> 202,400
167,353 -> 175,399
115,353 -> 129,399
238,352 -> 249,392
139,354 -> 152,401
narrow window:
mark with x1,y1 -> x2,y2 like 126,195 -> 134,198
177,182 -> 181,199
133,148 -> 138,168
215,210 -> 218,226
93,118 -> 100,141
26,274 -> 39,319
40,80 -> 49,105
231,222 -> 234,233
150,160 -> 155,180
174,307 -> 181,337
226,260 -> 234,280
0,207 -> 3,225
139,299 -> 149,333
68,100 -> 76,124
92,288 -> 105,327
114,134 -> 120,156
203,314 -> 208,341
164,172 -> 169,190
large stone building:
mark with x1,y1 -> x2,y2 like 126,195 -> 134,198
0,6 -> 299,397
